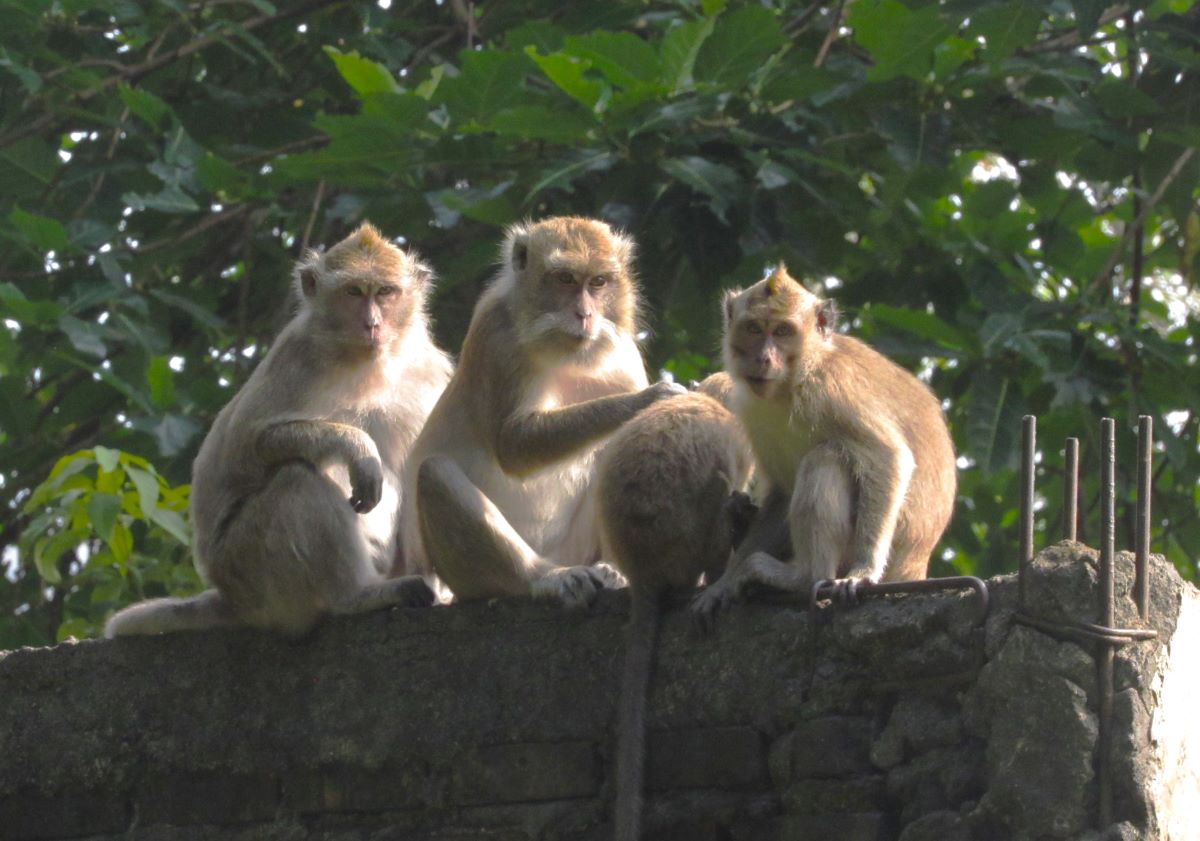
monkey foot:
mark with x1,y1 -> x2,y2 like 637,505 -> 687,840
814,577 -> 865,607
395,576 -> 437,608
689,582 -> 737,635
531,565 -> 616,609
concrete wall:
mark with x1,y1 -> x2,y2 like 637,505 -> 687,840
0,542 -> 1192,841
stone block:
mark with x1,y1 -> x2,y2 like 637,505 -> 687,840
648,726 -> 767,791
780,812 -> 889,841
449,741 -> 598,805
0,788 -> 128,840
782,775 -> 886,815
137,770 -> 278,826
281,764 -> 429,813
898,809 -> 969,841
770,717 -> 873,783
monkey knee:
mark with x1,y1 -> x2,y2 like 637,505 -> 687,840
415,455 -> 461,508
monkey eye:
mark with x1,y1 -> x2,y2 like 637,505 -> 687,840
345,286 -> 365,297
744,321 -> 764,335
377,285 -> 400,298
773,323 -> 796,338
550,270 -> 576,285
589,275 -> 609,289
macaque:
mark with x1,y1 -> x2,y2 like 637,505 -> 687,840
692,266 -> 956,624
400,216 -> 685,606
598,384 -> 753,841
106,223 -> 452,638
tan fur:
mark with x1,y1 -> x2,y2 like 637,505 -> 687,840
597,392 -> 753,841
106,223 -> 452,638
401,217 -> 684,606
694,266 -> 956,620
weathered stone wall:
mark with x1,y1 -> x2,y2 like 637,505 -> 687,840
0,542 -> 1194,841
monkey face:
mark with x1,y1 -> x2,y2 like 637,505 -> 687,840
324,275 -> 416,353
722,269 -> 835,400
293,222 -> 432,357
727,315 -> 800,399
508,217 -> 637,356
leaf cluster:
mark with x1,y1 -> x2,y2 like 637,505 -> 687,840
0,0 -> 1198,645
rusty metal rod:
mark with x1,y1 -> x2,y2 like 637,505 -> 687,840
1135,416 -> 1153,621
1019,415 -> 1036,609
1098,417 -> 1116,828
811,576 -> 990,624
1064,437 -> 1079,541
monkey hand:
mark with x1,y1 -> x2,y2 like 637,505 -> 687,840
531,564 -> 622,609
690,575 -> 739,635
644,380 -> 688,404
348,456 -> 384,513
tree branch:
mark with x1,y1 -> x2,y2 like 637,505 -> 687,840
1089,147 -> 1196,295
0,0 -> 346,148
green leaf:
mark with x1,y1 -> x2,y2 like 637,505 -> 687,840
125,466 -> 162,520
1092,79 -> 1162,118
0,48 -> 42,93
865,305 -> 975,353
661,156 -> 743,223
122,186 -> 200,214
0,282 -> 61,324
147,288 -> 226,330
146,356 -> 176,409
967,2 -> 1043,64
34,531 -> 80,584
526,48 -> 604,110
118,82 -> 172,127
58,315 -> 107,357
322,46 -> 399,96
488,105 -> 594,143
968,372 -> 1025,474
850,0 -> 953,81
109,520 -> 134,564
9,206 -> 69,252
526,149 -> 616,199
562,31 -> 662,89
147,506 -> 190,545
440,50 -> 530,123
661,18 -> 715,91
87,492 -> 121,542
93,446 -> 120,473
694,6 -> 785,86
1070,0 -> 1105,37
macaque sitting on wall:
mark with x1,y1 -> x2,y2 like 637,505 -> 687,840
106,223 -> 452,637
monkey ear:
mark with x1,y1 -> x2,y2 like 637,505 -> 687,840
816,299 -> 838,336
722,288 -> 742,326
294,250 -> 321,298
511,239 -> 528,272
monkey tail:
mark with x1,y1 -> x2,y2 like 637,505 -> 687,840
104,590 -> 237,638
614,587 -> 661,841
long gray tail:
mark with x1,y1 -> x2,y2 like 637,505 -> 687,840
104,589 -> 236,638
614,588 -> 660,841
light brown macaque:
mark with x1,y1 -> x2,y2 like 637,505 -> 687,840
692,266 -> 957,625
106,223 -> 452,638
400,216 -> 685,606
597,387 -> 753,841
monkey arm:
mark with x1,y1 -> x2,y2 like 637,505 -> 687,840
495,388 -> 668,478
844,425 -> 915,582
730,488 -> 791,564
257,419 -> 379,469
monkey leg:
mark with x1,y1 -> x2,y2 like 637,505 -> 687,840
217,463 -> 377,636
789,443 -> 859,603
416,456 -> 616,607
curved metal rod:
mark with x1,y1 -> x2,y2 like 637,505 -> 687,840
810,575 -> 990,624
